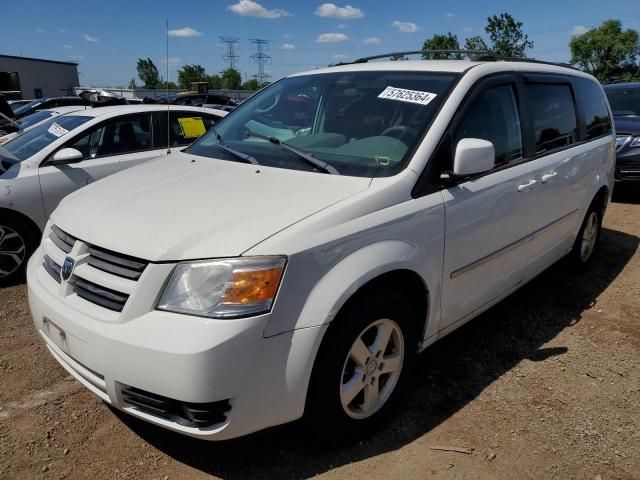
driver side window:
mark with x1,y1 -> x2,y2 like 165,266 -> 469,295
453,84 -> 523,167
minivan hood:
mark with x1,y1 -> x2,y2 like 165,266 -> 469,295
52,153 -> 370,261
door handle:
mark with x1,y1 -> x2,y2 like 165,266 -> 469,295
517,179 -> 537,192
541,172 -> 558,183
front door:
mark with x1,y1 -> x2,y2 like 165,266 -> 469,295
438,79 -> 539,331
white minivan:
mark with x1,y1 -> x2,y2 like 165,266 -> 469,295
27,57 -> 615,441
0,105 -> 226,284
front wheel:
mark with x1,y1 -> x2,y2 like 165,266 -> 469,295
0,219 -> 37,286
306,291 -> 417,440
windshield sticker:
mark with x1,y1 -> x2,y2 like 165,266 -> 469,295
47,122 -> 69,138
378,86 -> 437,106
177,117 -> 206,139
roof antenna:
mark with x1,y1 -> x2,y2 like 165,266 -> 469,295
166,18 -> 171,154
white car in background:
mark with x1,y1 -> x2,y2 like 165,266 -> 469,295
0,104 -> 227,283
0,106 -> 92,145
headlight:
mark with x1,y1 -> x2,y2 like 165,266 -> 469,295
631,137 -> 640,147
157,256 -> 286,318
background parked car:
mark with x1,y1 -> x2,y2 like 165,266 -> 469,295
603,82 -> 640,182
8,99 -> 32,111
0,104 -> 227,284
12,97 -> 90,119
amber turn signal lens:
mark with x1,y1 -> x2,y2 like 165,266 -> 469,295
221,266 -> 284,305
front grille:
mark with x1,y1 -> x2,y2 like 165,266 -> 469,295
87,245 -> 148,280
42,224 -> 149,313
74,277 -> 129,312
43,255 -> 61,283
121,386 -> 231,427
50,225 -> 75,253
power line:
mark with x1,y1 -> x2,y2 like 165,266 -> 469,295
250,39 -> 271,85
219,36 -> 240,71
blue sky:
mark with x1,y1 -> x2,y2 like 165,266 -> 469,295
3,0 -> 640,87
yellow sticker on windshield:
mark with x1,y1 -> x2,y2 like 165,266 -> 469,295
177,117 -> 206,138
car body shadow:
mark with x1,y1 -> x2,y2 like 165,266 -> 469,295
112,226 -> 638,479
612,183 -> 640,205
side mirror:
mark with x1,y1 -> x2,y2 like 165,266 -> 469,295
452,138 -> 495,177
49,148 -> 83,165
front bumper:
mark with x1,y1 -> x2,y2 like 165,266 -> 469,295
27,247 -> 326,440
615,141 -> 640,182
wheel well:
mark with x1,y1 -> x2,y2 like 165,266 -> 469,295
594,185 -> 609,212
336,269 -> 429,342
0,208 -> 41,240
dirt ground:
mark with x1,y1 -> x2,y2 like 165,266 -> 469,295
1,187 -> 640,480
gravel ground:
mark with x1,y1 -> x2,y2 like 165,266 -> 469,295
1,186 -> 639,480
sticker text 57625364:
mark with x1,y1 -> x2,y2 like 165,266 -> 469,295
378,86 -> 438,106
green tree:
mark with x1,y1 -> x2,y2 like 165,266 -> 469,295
241,78 -> 260,90
157,80 -> 178,90
207,74 -> 222,90
422,32 -> 461,59
485,13 -> 534,57
220,68 -> 242,90
177,64 -> 207,89
464,36 -> 490,54
136,58 -> 160,88
570,20 -> 640,82
128,78 -> 136,90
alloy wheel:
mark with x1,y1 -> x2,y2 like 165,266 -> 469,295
580,211 -> 599,262
340,319 -> 404,420
0,225 -> 26,278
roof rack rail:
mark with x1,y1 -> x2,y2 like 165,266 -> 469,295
468,54 -> 579,70
331,50 -> 579,71
346,50 -> 494,64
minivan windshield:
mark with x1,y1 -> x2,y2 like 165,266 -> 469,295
1,115 -> 91,164
186,71 -> 458,177
604,86 -> 640,117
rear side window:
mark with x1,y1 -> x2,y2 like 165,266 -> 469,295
527,83 -> 578,153
453,84 -> 523,167
575,78 -> 612,139
155,111 -> 211,147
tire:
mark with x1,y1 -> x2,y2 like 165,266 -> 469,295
305,289 -> 419,441
567,200 -> 603,270
0,217 -> 37,287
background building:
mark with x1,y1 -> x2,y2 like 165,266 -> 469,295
0,54 -> 79,100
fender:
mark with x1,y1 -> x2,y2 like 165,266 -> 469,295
264,240 -> 437,338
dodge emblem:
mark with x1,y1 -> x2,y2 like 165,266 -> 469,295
61,256 -> 76,282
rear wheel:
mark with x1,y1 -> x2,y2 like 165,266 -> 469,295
306,291 -> 417,440
568,201 -> 603,269
0,219 -> 37,286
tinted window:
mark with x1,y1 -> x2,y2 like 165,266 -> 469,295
575,78 -> 612,139
454,84 -> 523,166
528,83 -> 578,153
67,113 -> 152,159
604,85 -> 640,117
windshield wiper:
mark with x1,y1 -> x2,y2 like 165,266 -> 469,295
245,130 -> 339,175
213,131 -> 259,165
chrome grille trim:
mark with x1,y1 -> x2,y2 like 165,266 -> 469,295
87,245 -> 147,280
74,277 -> 129,312
49,225 -> 75,254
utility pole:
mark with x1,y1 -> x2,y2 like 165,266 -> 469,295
219,36 -> 240,71
250,39 -> 271,86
